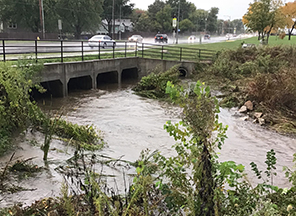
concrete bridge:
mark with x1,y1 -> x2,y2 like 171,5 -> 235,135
37,57 -> 198,97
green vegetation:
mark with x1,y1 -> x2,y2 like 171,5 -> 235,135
132,64 -> 181,99
0,60 -> 104,156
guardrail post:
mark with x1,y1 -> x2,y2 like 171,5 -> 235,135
81,41 -> 84,61
98,43 -> 101,59
142,43 -> 144,58
180,47 -> 182,61
35,40 -> 38,62
61,40 -> 63,63
125,42 -> 127,57
2,40 -> 5,62
161,45 -> 164,60
198,49 -> 201,59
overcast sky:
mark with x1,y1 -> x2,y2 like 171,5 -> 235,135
129,0 -> 295,20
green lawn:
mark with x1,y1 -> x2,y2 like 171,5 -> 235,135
178,35 -> 296,51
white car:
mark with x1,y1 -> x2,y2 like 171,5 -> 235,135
88,35 -> 116,48
128,35 -> 143,43
188,35 -> 197,43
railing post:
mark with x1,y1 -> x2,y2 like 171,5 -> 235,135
61,40 -> 63,63
199,49 -> 201,59
161,45 -> 164,60
135,42 -> 137,57
125,42 -> 127,57
98,43 -> 101,59
180,47 -> 182,61
2,40 -> 5,62
35,40 -> 38,62
142,43 -> 144,58
81,41 -> 84,61
113,43 -> 115,59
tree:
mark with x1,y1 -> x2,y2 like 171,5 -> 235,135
206,7 -> 219,34
243,0 -> 284,43
132,12 -> 153,32
101,0 -> 134,36
165,0 -> 195,21
281,1 -> 296,40
189,9 -> 208,32
179,18 -> 194,32
0,0 -> 56,33
55,0 -> 103,39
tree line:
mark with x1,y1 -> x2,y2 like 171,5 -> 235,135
243,0 -> 296,43
0,0 -> 244,38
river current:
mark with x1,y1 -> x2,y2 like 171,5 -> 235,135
1,80 -> 296,208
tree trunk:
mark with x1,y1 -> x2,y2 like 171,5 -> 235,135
75,25 -> 82,39
289,22 -> 296,40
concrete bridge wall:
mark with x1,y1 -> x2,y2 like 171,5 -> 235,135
37,57 -> 197,97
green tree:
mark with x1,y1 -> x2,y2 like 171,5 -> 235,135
189,9 -> 208,32
0,0 -> 57,33
206,7 -> 219,34
243,0 -> 284,43
56,0 -> 103,39
165,0 -> 196,21
101,0 -> 134,36
179,18 -> 194,32
155,5 -> 173,32
132,12 -> 153,32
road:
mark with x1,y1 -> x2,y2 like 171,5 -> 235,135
0,34 -> 254,59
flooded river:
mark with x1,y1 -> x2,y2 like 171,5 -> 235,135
1,80 -> 296,208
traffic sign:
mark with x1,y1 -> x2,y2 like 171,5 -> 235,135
172,18 -> 177,28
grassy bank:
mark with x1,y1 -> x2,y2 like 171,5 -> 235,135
178,35 -> 296,51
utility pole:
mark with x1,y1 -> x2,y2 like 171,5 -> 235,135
176,0 -> 180,44
112,0 -> 115,39
39,0 -> 45,39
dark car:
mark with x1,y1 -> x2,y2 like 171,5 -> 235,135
204,34 -> 210,40
155,34 -> 168,43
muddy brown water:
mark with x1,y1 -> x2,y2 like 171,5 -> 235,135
1,80 -> 296,208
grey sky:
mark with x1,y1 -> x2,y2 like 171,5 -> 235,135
129,0 -> 295,20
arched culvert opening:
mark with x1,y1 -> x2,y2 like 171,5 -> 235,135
97,71 -> 118,87
121,68 -> 139,82
30,80 -> 63,100
68,76 -> 92,93
179,67 -> 187,78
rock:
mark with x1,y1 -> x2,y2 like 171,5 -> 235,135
241,116 -> 249,121
258,118 -> 265,126
238,105 -> 248,113
253,119 -> 258,124
254,112 -> 263,119
244,100 -> 253,111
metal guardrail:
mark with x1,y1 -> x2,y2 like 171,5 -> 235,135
0,39 -> 216,63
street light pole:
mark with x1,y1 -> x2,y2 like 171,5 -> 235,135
176,0 -> 180,44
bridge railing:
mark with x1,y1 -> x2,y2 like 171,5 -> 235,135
0,39 -> 216,63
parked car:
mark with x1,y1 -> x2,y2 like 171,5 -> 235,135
188,35 -> 197,43
204,34 -> 210,40
88,35 -> 116,48
154,33 -> 168,43
128,35 -> 143,43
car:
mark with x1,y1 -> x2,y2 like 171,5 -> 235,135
128,35 -> 143,43
154,33 -> 168,43
204,34 -> 210,40
88,35 -> 116,48
188,35 -> 197,43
